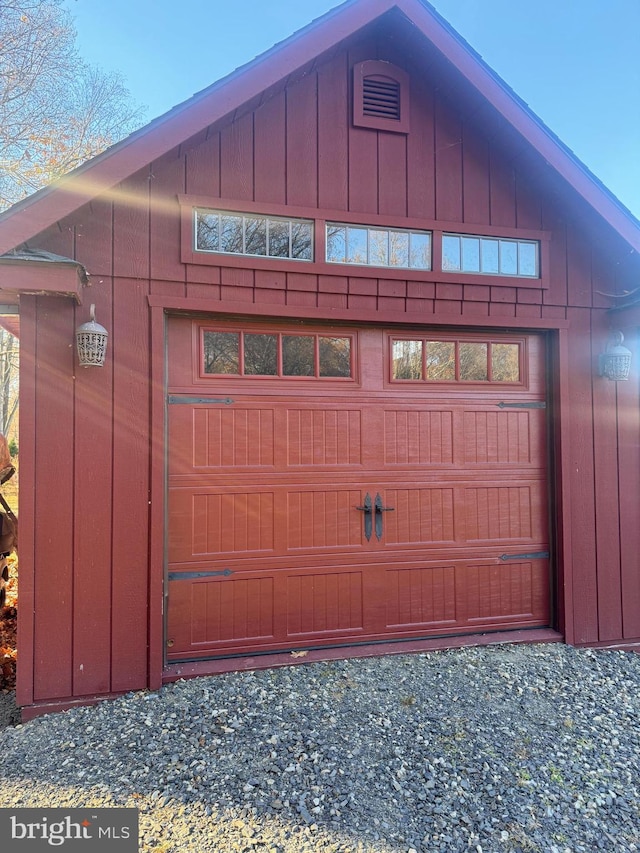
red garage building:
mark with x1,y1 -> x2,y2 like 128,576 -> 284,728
1,0 -> 639,719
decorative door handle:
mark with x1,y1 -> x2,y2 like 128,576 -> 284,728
374,493 -> 395,541
355,492 -> 372,541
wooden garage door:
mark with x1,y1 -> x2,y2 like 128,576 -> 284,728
166,317 -> 550,661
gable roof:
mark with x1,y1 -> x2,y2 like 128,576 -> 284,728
0,0 -> 638,256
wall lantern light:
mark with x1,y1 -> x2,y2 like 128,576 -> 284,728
598,330 -> 632,381
76,304 -> 108,367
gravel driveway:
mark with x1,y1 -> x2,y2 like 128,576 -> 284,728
0,643 -> 639,852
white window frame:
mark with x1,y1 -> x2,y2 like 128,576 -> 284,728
194,208 -> 314,262
326,222 -> 431,270
442,233 -> 539,278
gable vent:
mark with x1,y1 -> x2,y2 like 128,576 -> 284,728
353,60 -> 410,134
363,76 -> 401,121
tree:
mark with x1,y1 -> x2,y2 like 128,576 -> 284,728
0,328 -> 18,437
0,0 -> 144,209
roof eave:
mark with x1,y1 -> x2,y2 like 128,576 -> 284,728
397,0 -> 640,252
0,0 -> 637,256
0,258 -> 86,303
0,0 -> 386,254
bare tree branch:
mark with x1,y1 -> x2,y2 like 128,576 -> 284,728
0,0 -> 145,208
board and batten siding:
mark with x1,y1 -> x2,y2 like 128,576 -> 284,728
17,27 -> 640,708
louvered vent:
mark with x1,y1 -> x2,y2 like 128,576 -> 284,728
353,60 -> 410,134
362,76 -> 401,121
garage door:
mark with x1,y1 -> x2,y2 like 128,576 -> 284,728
166,317 -> 550,662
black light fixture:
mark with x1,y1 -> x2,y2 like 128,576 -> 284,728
598,330 -> 632,381
76,304 -> 108,368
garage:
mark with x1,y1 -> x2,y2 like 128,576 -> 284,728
166,316 -> 550,661
6,0 -> 640,718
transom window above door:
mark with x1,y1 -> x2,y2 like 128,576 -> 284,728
391,336 -> 523,383
326,223 -> 431,270
195,209 -> 313,261
443,233 -> 538,278
185,199 -> 546,286
201,328 -> 354,379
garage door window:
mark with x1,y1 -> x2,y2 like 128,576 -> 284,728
391,337 -> 521,383
202,329 -> 353,378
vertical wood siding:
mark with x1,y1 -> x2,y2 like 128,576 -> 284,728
17,27 -> 640,707
72,278 -> 113,698
111,277 -> 150,692
15,296 -> 37,707
32,299 -> 76,701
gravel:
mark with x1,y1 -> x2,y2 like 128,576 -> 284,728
0,690 -> 19,728
0,643 -> 639,852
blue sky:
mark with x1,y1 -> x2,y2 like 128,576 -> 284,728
63,0 -> 640,219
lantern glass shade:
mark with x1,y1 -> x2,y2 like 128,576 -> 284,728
76,304 -> 108,367
599,330 -> 632,381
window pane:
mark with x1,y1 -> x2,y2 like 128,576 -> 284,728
461,237 -> 480,272
244,333 -> 277,375
347,227 -> 368,264
425,341 -> 455,380
326,225 -> 346,263
389,230 -> 409,267
392,340 -> 422,380
219,215 -> 243,254
459,342 -> 488,380
369,230 -> 389,266
443,233 -> 540,279
410,233 -> 431,269
442,235 -> 461,271
480,239 -> 499,274
326,223 -> 432,269
491,343 -> 520,382
319,337 -> 351,377
244,217 -> 267,256
499,241 -> 518,275
518,242 -> 537,276
196,212 -> 218,250
268,219 -> 290,257
291,221 -> 313,260
282,335 -> 315,376
203,331 -> 239,374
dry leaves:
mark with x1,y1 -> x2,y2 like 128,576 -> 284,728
0,554 -> 17,692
